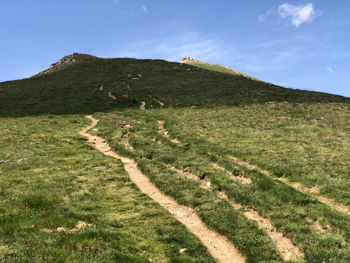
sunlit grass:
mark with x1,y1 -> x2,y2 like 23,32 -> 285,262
96,101 -> 350,262
0,115 -> 214,263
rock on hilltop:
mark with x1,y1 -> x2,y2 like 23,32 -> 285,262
180,56 -> 261,81
32,53 -> 93,78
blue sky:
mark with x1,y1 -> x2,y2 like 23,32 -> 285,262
1,0 -> 349,97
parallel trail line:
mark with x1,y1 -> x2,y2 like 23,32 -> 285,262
228,155 -> 350,215
80,115 -> 245,263
168,164 -> 302,261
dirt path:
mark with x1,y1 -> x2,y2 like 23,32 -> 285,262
212,162 -> 251,185
168,165 -> 211,190
108,91 -> 117,100
167,163 -> 301,261
140,101 -> 146,110
306,217 -> 329,233
158,121 -> 180,144
228,156 -> 350,215
157,121 -> 250,185
148,94 -> 165,108
155,98 -> 165,107
80,116 -> 245,263
218,192 -> 302,261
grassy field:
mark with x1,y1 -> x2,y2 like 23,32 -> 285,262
0,54 -> 349,262
0,115 -> 214,262
94,101 -> 350,262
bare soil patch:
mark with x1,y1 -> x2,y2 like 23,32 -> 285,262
218,192 -> 303,261
168,166 -> 211,190
140,101 -> 146,110
148,94 -> 165,108
158,121 -> 180,144
212,162 -> 251,184
108,91 -> 117,100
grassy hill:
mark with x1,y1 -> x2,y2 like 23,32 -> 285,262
0,54 -> 348,116
1,54 -> 350,262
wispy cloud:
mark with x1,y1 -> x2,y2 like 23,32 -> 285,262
327,67 -> 334,73
152,32 -> 225,62
112,0 -> 120,3
258,15 -> 265,23
99,31 -> 226,63
142,5 -> 148,15
259,3 -> 319,28
278,3 -> 316,27
98,31 -> 318,78
258,9 -> 274,23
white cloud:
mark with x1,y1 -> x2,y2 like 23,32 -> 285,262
278,3 -> 316,27
258,9 -> 273,23
142,5 -> 148,15
258,14 -> 265,23
327,67 -> 334,73
113,0 -> 120,3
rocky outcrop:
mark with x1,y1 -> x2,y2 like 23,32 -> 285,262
31,53 -> 92,78
180,57 -> 204,63
181,57 -> 234,70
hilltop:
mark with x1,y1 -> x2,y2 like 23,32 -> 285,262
0,54 -> 348,116
31,53 -> 97,78
180,57 -> 263,82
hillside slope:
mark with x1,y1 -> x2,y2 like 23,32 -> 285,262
0,54 -> 348,116
1,54 -> 350,262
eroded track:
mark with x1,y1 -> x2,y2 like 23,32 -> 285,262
80,116 -> 245,263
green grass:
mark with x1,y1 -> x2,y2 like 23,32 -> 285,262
0,115 -> 214,262
94,104 -> 350,262
160,103 -> 350,205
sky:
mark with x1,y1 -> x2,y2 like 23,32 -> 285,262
1,0 -> 349,97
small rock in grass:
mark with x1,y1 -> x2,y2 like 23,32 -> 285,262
179,248 -> 187,253
200,173 -> 207,180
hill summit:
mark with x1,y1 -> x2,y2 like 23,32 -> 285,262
32,53 -> 95,78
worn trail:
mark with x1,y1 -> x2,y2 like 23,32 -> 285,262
158,120 -> 180,144
80,116 -> 245,263
157,119 -> 350,216
169,164 -> 301,261
218,192 -> 302,261
228,156 -> 350,215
